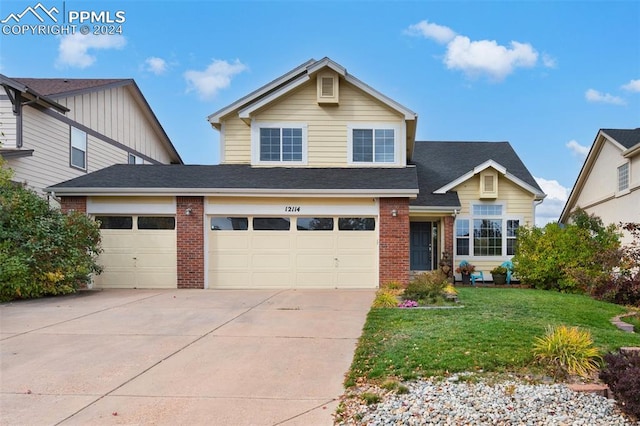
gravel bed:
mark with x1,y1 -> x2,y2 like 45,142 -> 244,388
335,376 -> 638,425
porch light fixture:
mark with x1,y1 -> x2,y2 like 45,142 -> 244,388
391,209 -> 398,217
185,208 -> 193,216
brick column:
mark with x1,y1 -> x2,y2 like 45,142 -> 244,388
60,196 -> 87,213
379,197 -> 410,286
176,196 -> 204,289
443,215 -> 454,261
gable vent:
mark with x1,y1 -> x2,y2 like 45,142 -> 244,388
321,77 -> 334,97
480,171 -> 498,199
484,175 -> 494,192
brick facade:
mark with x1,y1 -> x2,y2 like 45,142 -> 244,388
443,215 -> 454,263
379,197 -> 410,286
176,197 -> 205,289
60,196 -> 87,213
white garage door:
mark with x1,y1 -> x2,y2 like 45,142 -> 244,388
208,216 -> 378,289
93,215 -> 177,289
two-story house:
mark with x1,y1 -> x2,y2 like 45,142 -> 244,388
48,57 -> 545,290
0,74 -> 182,198
560,128 -> 640,244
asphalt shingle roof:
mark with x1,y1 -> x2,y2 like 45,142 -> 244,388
601,128 -> 640,150
410,141 -> 543,207
48,164 -> 419,193
12,78 -> 129,97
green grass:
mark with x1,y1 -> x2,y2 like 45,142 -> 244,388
346,287 -> 640,386
622,313 -> 640,332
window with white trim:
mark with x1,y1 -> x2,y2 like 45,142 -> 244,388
252,123 -> 307,164
618,162 -> 629,192
348,125 -> 399,164
455,204 -> 520,257
128,153 -> 144,164
70,126 -> 87,170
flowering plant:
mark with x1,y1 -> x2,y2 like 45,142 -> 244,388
455,260 -> 476,274
398,299 -> 419,308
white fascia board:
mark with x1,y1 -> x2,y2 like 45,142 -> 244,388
238,74 -> 310,119
306,57 -> 346,76
434,170 -> 475,194
49,187 -> 419,198
473,159 -> 506,175
207,59 -> 316,125
344,74 -> 417,121
410,206 -> 462,214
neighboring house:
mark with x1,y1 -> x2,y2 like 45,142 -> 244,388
0,74 -> 182,197
47,57 -> 545,290
560,128 -> 640,243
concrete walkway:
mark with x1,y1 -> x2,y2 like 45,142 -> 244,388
0,288 -> 375,425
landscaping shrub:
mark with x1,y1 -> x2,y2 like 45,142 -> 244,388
600,350 -> 640,420
532,325 -> 601,379
513,209 -> 620,293
372,289 -> 398,308
403,270 -> 449,305
0,161 -> 102,302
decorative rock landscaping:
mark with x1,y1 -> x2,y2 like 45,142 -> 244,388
335,376 -> 637,425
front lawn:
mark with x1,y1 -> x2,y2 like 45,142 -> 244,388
346,287 -> 640,386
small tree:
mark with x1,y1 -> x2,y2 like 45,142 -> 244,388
0,158 -> 102,302
513,209 -> 620,292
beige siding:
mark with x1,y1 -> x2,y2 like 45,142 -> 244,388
0,99 -> 17,148
55,85 -> 172,164
220,79 -> 404,166
574,141 -> 620,210
452,173 -> 536,276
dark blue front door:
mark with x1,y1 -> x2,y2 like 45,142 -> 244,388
410,222 -> 432,270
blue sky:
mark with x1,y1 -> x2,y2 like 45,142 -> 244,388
1,0 -> 639,225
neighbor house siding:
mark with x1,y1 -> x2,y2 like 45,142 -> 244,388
573,141 -> 622,210
55,85 -> 173,164
0,98 -> 17,148
220,79 -> 405,167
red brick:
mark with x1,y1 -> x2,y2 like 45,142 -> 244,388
176,197 -> 204,289
379,198 -> 410,286
60,196 -> 87,213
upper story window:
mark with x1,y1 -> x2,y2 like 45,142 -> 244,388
70,126 -> 87,170
251,122 -> 307,165
128,153 -> 144,164
618,162 -> 630,192
348,124 -> 400,165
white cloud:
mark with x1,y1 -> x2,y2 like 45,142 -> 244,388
444,36 -> 538,81
144,56 -> 168,75
534,177 -> 571,227
585,88 -> 626,105
404,20 -> 456,44
542,53 -> 557,68
405,20 -> 541,81
621,79 -> 640,92
184,59 -> 247,100
56,34 -> 126,69
566,139 -> 589,157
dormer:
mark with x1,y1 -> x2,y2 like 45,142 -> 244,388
316,70 -> 339,105
479,169 -> 498,199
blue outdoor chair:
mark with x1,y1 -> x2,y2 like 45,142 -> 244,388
470,271 -> 484,286
501,261 -> 514,285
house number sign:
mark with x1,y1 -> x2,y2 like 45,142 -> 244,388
284,206 -> 301,212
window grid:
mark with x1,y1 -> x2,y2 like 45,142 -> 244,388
352,128 -> 394,163
473,219 -> 502,256
472,204 -> 502,215
506,220 -> 519,256
70,127 -> 87,170
618,163 -> 629,192
456,219 -> 470,256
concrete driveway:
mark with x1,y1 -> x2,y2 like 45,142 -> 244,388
0,288 -> 375,425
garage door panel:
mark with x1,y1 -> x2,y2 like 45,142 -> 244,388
252,234 -> 291,249
296,234 -> 335,250
336,271 -> 377,288
295,272 -> 334,287
211,234 -> 249,249
136,270 -> 176,288
251,271 -> 292,287
212,272 -> 251,288
213,252 -> 250,268
296,253 -> 335,268
251,253 -> 291,268
94,270 -> 136,288
337,234 -> 376,250
338,253 -> 377,268
134,253 -> 176,268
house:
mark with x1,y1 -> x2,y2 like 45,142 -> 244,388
560,128 -> 640,244
47,57 -> 545,290
0,74 -> 182,197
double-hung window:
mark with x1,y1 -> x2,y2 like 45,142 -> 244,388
348,124 -> 399,164
252,123 -> 307,165
70,126 -> 87,170
455,204 -> 520,257
618,162 -> 630,192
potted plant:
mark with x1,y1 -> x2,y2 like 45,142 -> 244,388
491,265 -> 508,285
455,260 -> 475,284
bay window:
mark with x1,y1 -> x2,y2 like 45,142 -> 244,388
455,204 -> 520,257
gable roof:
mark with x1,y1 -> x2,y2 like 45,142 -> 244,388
559,127 -> 639,223
3,75 -> 183,164
410,141 -> 545,209
47,164 -> 419,198
0,74 -> 68,113
207,57 -> 418,158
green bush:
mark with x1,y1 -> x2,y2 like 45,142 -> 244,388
532,325 -> 601,379
372,289 -> 399,308
403,271 -> 449,305
513,209 -> 620,293
0,162 -> 102,302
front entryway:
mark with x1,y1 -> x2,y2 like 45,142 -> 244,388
410,222 -> 433,270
